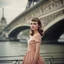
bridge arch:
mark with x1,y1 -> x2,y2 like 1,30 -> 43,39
8,26 -> 30,38
43,15 -> 64,31
42,15 -> 64,43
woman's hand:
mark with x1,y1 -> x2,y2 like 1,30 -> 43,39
33,59 -> 38,64
33,55 -> 38,64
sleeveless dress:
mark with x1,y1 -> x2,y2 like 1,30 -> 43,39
22,34 -> 44,64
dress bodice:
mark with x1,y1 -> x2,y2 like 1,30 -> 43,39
27,33 -> 42,52
27,39 -> 36,52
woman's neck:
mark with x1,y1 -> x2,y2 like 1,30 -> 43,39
34,30 -> 39,35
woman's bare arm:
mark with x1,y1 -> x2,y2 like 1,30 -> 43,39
33,37 -> 41,63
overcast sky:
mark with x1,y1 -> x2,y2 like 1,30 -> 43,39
0,0 -> 27,24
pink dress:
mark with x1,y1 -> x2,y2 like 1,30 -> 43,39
22,33 -> 44,64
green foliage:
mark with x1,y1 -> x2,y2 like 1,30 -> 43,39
22,29 -> 30,36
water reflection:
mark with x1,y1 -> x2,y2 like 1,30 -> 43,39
0,41 -> 27,56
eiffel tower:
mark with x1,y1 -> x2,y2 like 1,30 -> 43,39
0,8 -> 7,34
0,8 -> 7,28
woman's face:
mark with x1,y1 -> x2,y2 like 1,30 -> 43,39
30,21 -> 39,31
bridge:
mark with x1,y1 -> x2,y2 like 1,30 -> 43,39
2,0 -> 64,43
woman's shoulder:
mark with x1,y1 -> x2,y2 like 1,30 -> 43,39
34,33 -> 42,43
29,33 -> 42,39
35,33 -> 41,37
34,33 -> 42,40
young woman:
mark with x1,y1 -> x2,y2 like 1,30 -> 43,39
22,17 -> 44,64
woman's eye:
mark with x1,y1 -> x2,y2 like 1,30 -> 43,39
34,23 -> 36,25
31,23 -> 32,25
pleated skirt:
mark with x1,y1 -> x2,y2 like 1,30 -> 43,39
22,51 -> 44,64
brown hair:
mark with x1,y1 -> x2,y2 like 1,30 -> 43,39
30,17 -> 43,36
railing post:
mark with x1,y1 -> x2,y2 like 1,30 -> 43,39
49,57 -> 54,64
15,60 -> 20,64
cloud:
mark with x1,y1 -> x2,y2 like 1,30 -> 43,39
0,0 -> 14,8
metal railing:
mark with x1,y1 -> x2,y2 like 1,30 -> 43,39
0,55 -> 53,64
0,52 -> 64,64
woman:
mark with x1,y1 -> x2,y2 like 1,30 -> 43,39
22,17 -> 44,64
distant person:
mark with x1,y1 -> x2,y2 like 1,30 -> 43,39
22,17 -> 44,64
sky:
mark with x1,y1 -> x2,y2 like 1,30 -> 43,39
0,0 -> 27,24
